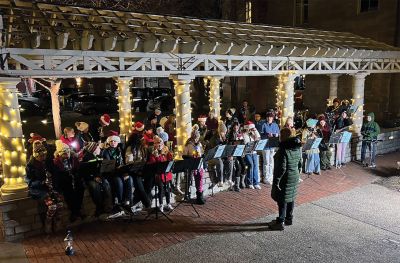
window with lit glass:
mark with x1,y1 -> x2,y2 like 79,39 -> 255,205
245,0 -> 252,23
359,0 -> 378,13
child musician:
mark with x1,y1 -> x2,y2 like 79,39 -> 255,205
183,124 -> 206,205
148,136 -> 174,212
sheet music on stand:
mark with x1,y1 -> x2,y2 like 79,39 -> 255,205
233,145 -> 245,157
340,131 -> 352,143
213,145 -> 226,158
303,138 -> 322,151
100,159 -> 116,174
255,139 -> 268,151
172,158 -> 203,173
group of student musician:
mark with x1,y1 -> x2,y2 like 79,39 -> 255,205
24,97 -> 381,233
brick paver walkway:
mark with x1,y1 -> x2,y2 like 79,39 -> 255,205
22,153 -> 398,263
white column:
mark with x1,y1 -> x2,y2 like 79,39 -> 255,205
351,73 -> 368,135
170,74 -> 194,158
207,76 -> 224,122
49,80 -> 62,139
0,78 -> 28,201
116,78 -> 133,138
328,74 -> 340,105
276,72 -> 297,126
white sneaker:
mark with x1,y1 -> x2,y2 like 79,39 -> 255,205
107,210 -> 125,219
298,178 -> 303,183
217,181 -> 224,187
266,180 -> 273,185
174,187 -> 184,195
164,204 -> 174,211
131,205 -> 142,214
228,180 -> 234,187
248,185 -> 255,189
254,185 -> 261,190
159,206 -> 164,213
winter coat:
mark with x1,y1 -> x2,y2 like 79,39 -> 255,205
271,137 -> 302,203
102,146 -> 124,168
335,117 -> 352,132
53,155 -> 81,192
25,157 -> 55,199
361,112 -> 380,141
148,147 -> 173,182
254,120 -> 266,134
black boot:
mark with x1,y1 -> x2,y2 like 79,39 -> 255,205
234,176 -> 241,192
196,191 -> 206,205
268,221 -> 284,231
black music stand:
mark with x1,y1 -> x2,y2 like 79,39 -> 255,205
168,158 -> 203,218
329,132 -> 342,145
266,137 -> 280,148
144,161 -> 174,223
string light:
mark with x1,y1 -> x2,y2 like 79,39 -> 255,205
276,71 -> 296,126
171,75 -> 193,159
0,83 -> 28,197
117,78 -> 133,136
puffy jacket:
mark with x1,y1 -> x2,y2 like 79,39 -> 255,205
361,112 -> 380,141
271,137 -> 302,203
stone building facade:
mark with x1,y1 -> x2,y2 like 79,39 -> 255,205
221,0 -> 400,121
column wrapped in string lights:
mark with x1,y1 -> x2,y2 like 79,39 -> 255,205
170,74 -> 194,159
208,76 -> 224,122
276,72 -> 297,126
327,74 -> 340,106
0,78 -> 28,200
116,78 -> 133,137
351,73 -> 368,134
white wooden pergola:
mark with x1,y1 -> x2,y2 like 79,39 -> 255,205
0,0 -> 399,200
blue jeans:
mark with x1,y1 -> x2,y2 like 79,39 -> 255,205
361,141 -> 377,165
245,153 -> 259,186
112,176 -> 133,205
305,153 -> 320,173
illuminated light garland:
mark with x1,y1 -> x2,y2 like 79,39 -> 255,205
276,71 -> 297,126
0,79 -> 28,200
207,76 -> 224,122
170,75 -> 194,159
116,78 -> 133,138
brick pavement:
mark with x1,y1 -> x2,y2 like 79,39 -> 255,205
22,152 -> 399,263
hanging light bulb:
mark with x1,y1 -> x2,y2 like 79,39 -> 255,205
76,77 -> 82,88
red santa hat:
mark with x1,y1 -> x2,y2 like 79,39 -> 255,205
133,121 -> 144,132
28,133 -> 46,144
108,130 -> 119,137
244,121 -> 255,130
107,131 -> 121,144
100,114 -> 111,126
198,114 -> 207,122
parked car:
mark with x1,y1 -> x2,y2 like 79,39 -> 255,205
146,95 -> 175,114
73,94 -> 118,115
18,97 -> 51,117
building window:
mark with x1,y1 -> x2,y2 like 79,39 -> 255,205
359,0 -> 379,13
295,0 -> 309,26
245,0 -> 252,23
